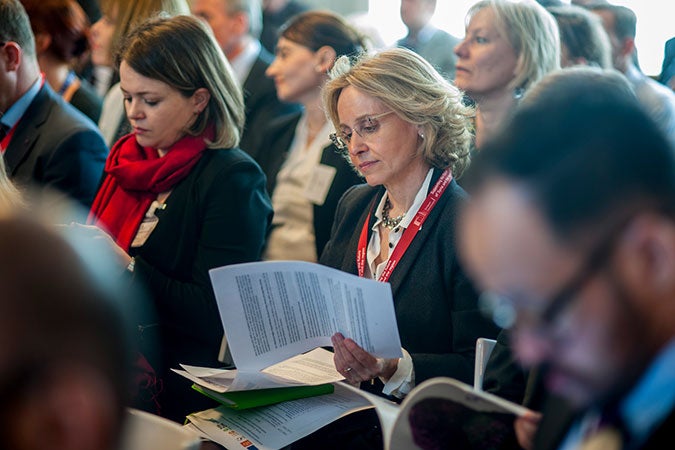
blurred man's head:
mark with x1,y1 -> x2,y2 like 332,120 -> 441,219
459,67 -> 675,410
191,0 -> 262,59
400,0 -> 436,35
0,214 -> 132,450
587,3 -> 636,72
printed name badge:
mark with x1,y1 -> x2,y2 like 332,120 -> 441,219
131,216 -> 159,248
304,164 -> 336,206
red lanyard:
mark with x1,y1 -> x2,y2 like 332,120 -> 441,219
356,169 -> 453,282
0,124 -> 18,153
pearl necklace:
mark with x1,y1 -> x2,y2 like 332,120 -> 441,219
381,197 -> 406,230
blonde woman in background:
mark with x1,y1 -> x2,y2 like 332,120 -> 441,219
90,0 -> 190,146
454,0 -> 560,150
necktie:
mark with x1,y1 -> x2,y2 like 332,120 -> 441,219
0,123 -> 9,142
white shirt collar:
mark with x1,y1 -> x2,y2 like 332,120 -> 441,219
229,39 -> 261,85
372,168 -> 434,231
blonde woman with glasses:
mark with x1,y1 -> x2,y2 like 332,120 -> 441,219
293,47 -> 503,449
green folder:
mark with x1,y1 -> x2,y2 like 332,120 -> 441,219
191,383 -> 335,410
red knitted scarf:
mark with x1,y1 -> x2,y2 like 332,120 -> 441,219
88,130 -> 212,250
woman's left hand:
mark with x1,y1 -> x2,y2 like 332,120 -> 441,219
331,332 -> 398,385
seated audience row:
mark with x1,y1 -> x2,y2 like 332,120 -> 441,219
2,2 -> 674,450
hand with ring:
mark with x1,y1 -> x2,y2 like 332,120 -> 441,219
332,332 -> 398,386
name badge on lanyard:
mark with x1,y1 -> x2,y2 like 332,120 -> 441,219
356,169 -> 453,282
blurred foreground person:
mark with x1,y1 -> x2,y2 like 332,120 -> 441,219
0,214 -> 131,450
460,67 -> 675,449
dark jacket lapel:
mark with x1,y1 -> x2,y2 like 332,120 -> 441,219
4,85 -> 51,174
386,168 -> 449,297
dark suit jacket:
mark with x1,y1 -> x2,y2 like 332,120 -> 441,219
239,47 -> 300,159
319,169 -> 501,385
257,111 -> 364,258
4,83 -> 108,209
130,148 -> 272,369
398,27 -> 460,81
70,77 -> 103,123
127,148 -> 273,419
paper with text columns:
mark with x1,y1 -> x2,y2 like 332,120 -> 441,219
209,260 -> 403,372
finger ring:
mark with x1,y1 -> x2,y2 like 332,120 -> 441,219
345,367 -> 352,372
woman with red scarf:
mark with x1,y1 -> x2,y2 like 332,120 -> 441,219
86,15 -> 273,421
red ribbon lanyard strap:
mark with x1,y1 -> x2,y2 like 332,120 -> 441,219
356,169 -> 453,282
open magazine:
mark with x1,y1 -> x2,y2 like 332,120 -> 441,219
185,377 -> 533,450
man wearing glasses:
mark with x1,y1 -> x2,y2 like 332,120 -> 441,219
459,67 -> 675,449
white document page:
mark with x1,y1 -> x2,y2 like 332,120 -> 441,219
173,348 -> 344,393
209,260 -> 403,371
186,383 -> 373,450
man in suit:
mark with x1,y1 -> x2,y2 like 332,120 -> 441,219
0,0 -> 107,210
259,0 -> 308,54
459,68 -> 675,449
588,3 -> 675,146
397,0 -> 460,81
191,0 -> 298,159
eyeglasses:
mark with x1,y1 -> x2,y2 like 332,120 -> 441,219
329,110 -> 394,151
479,216 -> 632,334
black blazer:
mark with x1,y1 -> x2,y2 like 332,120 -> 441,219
320,168 -> 501,384
258,111 -> 364,258
129,148 -> 273,371
239,48 -> 300,159
70,77 -> 103,123
126,148 -> 273,420
4,83 -> 108,209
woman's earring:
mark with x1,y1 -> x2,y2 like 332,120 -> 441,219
513,87 -> 525,100
418,130 -> 425,139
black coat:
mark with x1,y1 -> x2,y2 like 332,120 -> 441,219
126,148 -> 273,420
239,48 -> 300,159
319,168 -> 501,385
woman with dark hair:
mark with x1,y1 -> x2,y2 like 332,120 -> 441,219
85,14 -> 272,421
259,11 -> 365,262
21,0 -> 103,122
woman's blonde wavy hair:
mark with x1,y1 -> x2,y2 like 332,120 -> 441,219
467,0 -> 560,92
323,48 -> 474,178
